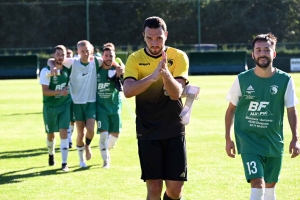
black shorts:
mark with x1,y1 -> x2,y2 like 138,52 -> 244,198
138,135 -> 187,182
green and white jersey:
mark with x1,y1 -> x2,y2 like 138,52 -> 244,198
63,57 -> 103,104
96,64 -> 122,115
40,66 -> 71,106
226,68 -> 299,156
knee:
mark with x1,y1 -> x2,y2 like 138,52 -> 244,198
251,178 -> 265,188
165,189 -> 183,199
147,180 -> 163,197
165,182 -> 184,199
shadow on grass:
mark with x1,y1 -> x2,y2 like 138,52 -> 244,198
0,147 -> 78,159
0,164 -> 97,185
2,112 -> 42,116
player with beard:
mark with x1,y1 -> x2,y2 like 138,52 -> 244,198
95,43 -> 124,169
123,16 -> 189,200
40,45 -> 71,171
225,33 -> 300,199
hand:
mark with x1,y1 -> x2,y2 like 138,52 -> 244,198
225,139 -> 236,158
160,51 -> 170,77
49,67 -> 59,76
289,138 -> 300,158
60,87 -> 69,96
115,64 -> 124,78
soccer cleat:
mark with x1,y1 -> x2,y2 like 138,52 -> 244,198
69,142 -> 72,149
62,163 -> 69,172
48,154 -> 55,166
102,161 -> 110,169
85,145 -> 92,160
79,161 -> 87,168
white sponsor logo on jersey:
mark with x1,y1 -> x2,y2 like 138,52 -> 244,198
247,101 -> 273,116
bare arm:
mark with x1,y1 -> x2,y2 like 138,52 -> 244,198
225,102 -> 236,158
123,60 -> 162,98
287,106 -> 300,158
41,85 -> 69,97
160,52 -> 185,100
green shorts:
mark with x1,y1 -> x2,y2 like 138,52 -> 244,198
43,103 -> 70,133
96,113 -> 122,133
70,101 -> 75,123
73,102 -> 96,121
241,153 -> 282,183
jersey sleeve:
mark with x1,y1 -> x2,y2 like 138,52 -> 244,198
124,54 -> 138,80
173,51 -> 189,81
226,76 -> 242,106
284,78 -> 299,108
39,68 -> 50,85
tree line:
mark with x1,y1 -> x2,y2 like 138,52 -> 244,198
0,0 -> 299,50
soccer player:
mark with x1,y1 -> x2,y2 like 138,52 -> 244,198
225,33 -> 300,199
66,48 -> 75,148
40,45 -> 71,171
123,16 -> 189,200
96,43 -> 124,169
48,40 -> 101,168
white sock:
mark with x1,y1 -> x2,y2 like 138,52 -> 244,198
46,139 -> 55,155
76,146 -> 85,162
264,188 -> 276,200
250,188 -> 265,200
68,124 -> 74,143
108,134 -> 118,150
60,138 -> 69,164
99,132 -> 109,162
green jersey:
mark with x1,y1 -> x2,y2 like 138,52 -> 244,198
40,66 -> 71,107
226,68 -> 298,156
96,66 -> 122,115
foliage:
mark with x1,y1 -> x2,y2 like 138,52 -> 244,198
0,0 -> 299,49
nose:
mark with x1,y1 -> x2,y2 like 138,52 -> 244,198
151,40 -> 158,46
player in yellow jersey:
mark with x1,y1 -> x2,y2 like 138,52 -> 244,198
123,16 -> 189,200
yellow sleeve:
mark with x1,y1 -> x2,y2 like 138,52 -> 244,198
124,53 -> 139,80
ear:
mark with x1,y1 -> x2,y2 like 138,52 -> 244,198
273,50 -> 276,59
251,52 -> 254,59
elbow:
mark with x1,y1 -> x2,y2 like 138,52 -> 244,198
123,87 -> 133,98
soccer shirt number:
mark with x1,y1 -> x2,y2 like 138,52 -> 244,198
246,161 -> 257,175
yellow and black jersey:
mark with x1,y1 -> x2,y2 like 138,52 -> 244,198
124,47 -> 189,140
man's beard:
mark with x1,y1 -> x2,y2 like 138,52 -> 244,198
254,56 -> 271,68
55,60 -> 63,65
147,46 -> 163,56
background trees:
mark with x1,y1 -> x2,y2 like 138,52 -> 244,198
0,0 -> 299,50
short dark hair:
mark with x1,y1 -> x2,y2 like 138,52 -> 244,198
103,43 -> 115,52
142,16 -> 167,32
54,45 -> 66,53
251,33 -> 277,50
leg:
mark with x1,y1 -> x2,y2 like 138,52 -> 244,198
85,118 -> 95,160
68,122 -> 74,148
59,128 -> 69,171
108,132 -> 119,150
265,183 -> 277,200
46,133 -> 55,166
146,179 -> 163,200
76,120 -> 86,167
99,131 -> 110,168
164,180 -> 184,199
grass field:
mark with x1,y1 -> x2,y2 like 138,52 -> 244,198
0,75 -> 300,200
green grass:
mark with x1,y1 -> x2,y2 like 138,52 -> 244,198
0,75 -> 300,200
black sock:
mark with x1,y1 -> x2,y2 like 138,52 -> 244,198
85,138 -> 92,146
163,192 -> 181,200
